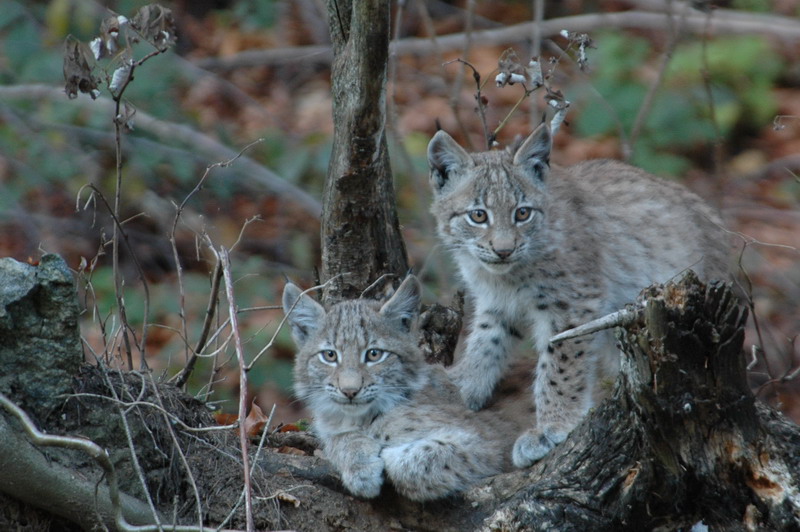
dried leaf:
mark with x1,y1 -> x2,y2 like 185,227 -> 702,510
276,446 -> 307,456
92,15 -> 126,60
276,491 -> 301,508
130,4 -> 177,49
278,419 -> 310,432
243,399 -> 268,438
63,35 -> 100,99
109,63 -> 131,95
214,412 -> 237,426
495,48 -> 527,88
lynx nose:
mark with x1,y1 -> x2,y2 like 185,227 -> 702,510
338,369 -> 362,400
493,248 -> 514,260
340,387 -> 360,400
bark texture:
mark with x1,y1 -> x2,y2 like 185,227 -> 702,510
473,272 -> 800,531
320,0 -> 408,304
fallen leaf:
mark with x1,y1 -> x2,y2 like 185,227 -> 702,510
243,399 -> 268,437
213,412 -> 237,426
276,491 -> 301,508
278,419 -> 310,432
276,446 -> 307,456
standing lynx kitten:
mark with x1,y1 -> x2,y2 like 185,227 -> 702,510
427,124 -> 728,467
282,276 -> 520,501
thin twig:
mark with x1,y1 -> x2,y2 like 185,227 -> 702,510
444,58 -> 491,148
448,0 -> 478,150
169,139 -> 267,390
217,403 -> 278,531
220,246 -> 255,532
98,366 -> 164,527
65,393 -> 237,432
528,0 -> 545,130
144,372 -> 204,529
107,27 -> 172,371
247,275 -> 343,369
628,1 -> 689,159
493,83 -> 537,140
172,259 -> 223,388
76,183 -> 152,367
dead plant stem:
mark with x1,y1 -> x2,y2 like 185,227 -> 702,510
220,246 -> 255,532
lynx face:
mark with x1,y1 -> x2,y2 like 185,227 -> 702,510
283,278 -> 426,425
428,127 -> 553,274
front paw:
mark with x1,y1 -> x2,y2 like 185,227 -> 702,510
512,427 -> 568,468
447,367 -> 491,411
340,454 -> 385,499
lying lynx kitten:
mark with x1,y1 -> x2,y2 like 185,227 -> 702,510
427,124 -> 728,467
283,275 -> 518,501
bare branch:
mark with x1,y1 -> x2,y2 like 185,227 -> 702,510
194,9 -> 800,72
0,84 -> 322,217
549,307 -> 641,344
628,1 -> 689,158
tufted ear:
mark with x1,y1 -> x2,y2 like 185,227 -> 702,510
427,130 -> 474,193
379,275 -> 421,333
282,283 -> 326,349
512,123 -> 552,182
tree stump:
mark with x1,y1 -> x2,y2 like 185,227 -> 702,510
476,272 -> 800,531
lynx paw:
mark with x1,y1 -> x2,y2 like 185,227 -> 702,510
340,454 -> 385,498
447,366 -> 492,411
512,428 -> 568,468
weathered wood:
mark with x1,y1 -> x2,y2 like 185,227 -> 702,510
320,0 -> 408,304
471,273 -> 800,531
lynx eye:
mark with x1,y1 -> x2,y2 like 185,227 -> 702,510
467,209 -> 488,224
515,206 -> 533,222
318,350 -> 338,365
364,348 -> 390,364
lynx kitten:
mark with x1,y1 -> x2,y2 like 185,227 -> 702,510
283,276 -> 519,501
427,124 -> 728,467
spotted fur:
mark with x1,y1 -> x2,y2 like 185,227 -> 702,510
283,276 -> 519,501
428,124 -> 729,466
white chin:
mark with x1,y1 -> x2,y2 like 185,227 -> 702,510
340,401 -> 374,415
479,261 -> 514,274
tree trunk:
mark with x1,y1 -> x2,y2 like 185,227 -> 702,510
320,0 -> 408,304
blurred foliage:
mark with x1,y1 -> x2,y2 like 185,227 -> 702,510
225,1 -> 279,31
571,32 -> 784,175
0,0 -> 797,416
